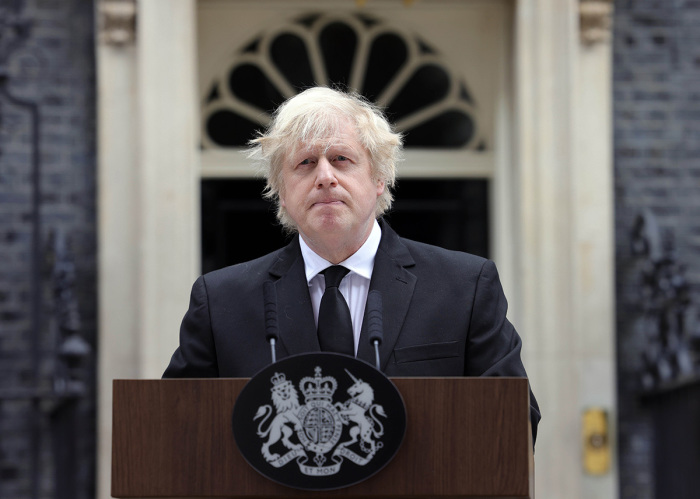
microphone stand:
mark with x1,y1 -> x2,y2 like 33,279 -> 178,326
367,290 -> 383,371
263,281 -> 279,364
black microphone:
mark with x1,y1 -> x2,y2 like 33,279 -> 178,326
263,281 -> 279,364
366,290 -> 383,370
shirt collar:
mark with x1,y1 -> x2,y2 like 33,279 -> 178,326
299,219 -> 382,283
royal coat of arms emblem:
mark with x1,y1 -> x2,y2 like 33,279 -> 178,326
233,353 -> 405,490
255,366 -> 386,474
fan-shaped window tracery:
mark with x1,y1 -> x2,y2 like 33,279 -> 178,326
201,12 -> 485,150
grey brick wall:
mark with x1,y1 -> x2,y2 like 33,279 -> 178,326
614,1 -> 700,498
0,0 -> 97,498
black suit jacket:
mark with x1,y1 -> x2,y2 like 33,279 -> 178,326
164,220 -> 540,441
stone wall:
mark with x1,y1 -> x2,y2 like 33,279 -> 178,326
614,1 -> 700,498
0,0 -> 97,498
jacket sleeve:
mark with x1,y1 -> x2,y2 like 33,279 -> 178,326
466,259 -> 541,444
162,276 -> 219,378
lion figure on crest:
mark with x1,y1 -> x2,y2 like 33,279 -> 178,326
254,373 -> 303,462
336,370 -> 386,454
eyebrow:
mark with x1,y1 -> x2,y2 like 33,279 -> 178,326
292,141 -> 358,159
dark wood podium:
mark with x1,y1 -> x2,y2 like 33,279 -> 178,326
112,378 -> 533,498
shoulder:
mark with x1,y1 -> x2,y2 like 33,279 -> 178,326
378,219 -> 492,279
198,242 -> 294,291
400,238 -> 495,287
400,237 -> 488,268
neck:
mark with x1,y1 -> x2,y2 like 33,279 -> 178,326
300,223 -> 374,264
301,236 -> 363,264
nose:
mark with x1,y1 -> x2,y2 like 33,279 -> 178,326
315,157 -> 337,188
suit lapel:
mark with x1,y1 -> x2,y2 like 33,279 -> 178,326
268,237 -> 320,357
357,221 -> 416,370
266,222 -> 416,368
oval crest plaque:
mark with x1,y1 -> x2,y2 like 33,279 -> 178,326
232,352 -> 406,490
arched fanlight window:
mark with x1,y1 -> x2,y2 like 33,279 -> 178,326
201,12 -> 485,150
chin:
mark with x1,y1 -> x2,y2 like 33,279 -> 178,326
307,215 -> 351,234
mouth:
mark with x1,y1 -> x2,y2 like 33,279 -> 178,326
311,199 -> 345,208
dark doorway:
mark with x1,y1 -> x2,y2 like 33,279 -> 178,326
384,179 -> 489,258
201,178 -> 489,274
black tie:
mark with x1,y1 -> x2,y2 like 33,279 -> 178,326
317,266 -> 354,356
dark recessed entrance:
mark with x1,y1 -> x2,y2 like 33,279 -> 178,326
201,179 -> 489,274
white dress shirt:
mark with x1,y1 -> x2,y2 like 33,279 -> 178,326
299,220 -> 382,355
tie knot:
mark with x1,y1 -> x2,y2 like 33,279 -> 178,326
323,265 -> 350,288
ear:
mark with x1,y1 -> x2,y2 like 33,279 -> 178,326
375,179 -> 385,196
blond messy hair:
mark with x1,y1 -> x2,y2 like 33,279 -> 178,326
248,87 -> 402,231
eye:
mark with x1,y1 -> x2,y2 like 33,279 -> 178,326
335,155 -> 349,162
297,158 -> 314,167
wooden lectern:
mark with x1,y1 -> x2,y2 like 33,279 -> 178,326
112,378 -> 534,498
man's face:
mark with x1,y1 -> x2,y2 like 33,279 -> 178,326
279,119 -> 384,255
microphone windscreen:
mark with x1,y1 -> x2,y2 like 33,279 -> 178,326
263,281 -> 279,341
367,290 -> 383,344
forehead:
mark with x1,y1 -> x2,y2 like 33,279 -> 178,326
287,119 -> 366,158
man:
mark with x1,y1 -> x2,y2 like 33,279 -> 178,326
163,87 -> 540,441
